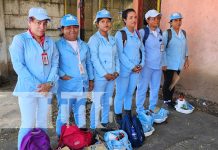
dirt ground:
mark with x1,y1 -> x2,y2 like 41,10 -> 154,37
0,77 -> 218,149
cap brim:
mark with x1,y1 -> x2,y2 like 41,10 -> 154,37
29,15 -> 51,21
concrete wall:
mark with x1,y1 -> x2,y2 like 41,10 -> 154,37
0,0 -> 65,76
161,0 -> 218,103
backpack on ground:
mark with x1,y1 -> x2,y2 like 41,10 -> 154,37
165,28 -> 186,48
120,30 -> 142,63
20,128 -> 52,150
104,130 -> 132,150
121,114 -> 145,148
57,124 -> 93,150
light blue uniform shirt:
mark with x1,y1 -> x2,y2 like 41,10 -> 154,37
56,37 -> 94,91
162,28 -> 188,70
115,27 -> 145,77
88,31 -> 120,80
9,31 -> 59,96
139,26 -> 165,69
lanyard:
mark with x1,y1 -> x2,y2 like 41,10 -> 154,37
74,46 -> 82,64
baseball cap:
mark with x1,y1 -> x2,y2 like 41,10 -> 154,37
28,7 -> 51,21
145,9 -> 161,20
170,12 -> 183,21
60,14 -> 79,27
95,9 -> 112,22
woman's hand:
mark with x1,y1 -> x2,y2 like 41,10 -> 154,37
162,66 -> 167,71
113,72 -> 119,79
37,82 -> 52,96
88,80 -> 94,91
184,57 -> 189,69
60,75 -> 72,80
132,65 -> 142,73
104,73 -> 115,81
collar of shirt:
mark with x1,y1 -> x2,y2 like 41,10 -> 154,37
123,26 -> 137,38
28,29 -> 45,47
66,40 -> 79,52
96,31 -> 115,45
147,25 -> 160,37
171,27 -> 183,38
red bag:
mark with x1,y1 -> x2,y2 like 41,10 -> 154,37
57,124 -> 93,150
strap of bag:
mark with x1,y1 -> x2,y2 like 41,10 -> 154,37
120,30 -> 127,47
166,29 -> 186,48
143,26 -> 149,45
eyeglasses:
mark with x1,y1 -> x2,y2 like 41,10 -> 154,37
148,16 -> 161,21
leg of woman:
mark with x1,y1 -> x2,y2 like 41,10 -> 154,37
136,66 -> 152,113
55,92 -> 71,137
72,97 -> 86,128
90,80 -> 107,129
114,76 -> 129,114
101,80 -> 115,124
149,69 -> 162,111
18,97 -> 37,150
162,70 -> 175,101
124,72 -> 139,111
36,97 -> 50,130
168,70 -> 181,101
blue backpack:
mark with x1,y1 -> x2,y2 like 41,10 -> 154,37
121,114 -> 145,148
104,130 -> 132,150
142,26 -> 162,45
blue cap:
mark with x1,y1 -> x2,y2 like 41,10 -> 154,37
170,12 -> 183,21
60,14 -> 79,27
95,9 -> 112,21
28,7 -> 51,21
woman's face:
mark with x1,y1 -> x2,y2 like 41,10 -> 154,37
124,11 -> 137,29
171,18 -> 182,30
97,18 -> 112,32
147,15 -> 161,28
62,25 -> 79,41
28,18 -> 48,37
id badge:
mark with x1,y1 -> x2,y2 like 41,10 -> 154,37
79,64 -> 85,74
160,43 -> 164,52
42,52 -> 49,65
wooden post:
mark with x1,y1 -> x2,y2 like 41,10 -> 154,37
77,0 -> 85,40
157,0 -> 161,12
133,0 -> 144,29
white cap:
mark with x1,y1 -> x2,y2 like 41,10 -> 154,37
145,9 -> 161,20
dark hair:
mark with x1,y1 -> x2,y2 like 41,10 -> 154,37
96,18 -> 112,23
121,8 -> 136,25
143,17 -> 148,26
59,27 -> 64,37
122,8 -> 136,19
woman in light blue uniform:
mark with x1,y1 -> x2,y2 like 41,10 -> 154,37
136,9 -> 168,124
162,12 -> 189,108
88,9 -> 120,129
9,7 -> 59,149
55,14 -> 94,136
114,8 -> 145,124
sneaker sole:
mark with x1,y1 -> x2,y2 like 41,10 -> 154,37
154,116 -> 168,124
144,127 -> 155,137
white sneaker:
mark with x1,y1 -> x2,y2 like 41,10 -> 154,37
144,127 -> 155,137
175,99 -> 194,114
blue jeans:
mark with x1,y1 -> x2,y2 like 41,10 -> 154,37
90,80 -> 114,129
114,72 -> 139,114
136,65 -> 162,113
18,96 -> 50,150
